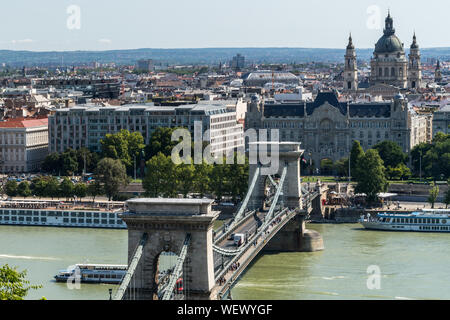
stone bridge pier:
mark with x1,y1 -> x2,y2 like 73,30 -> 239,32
120,199 -> 220,300
248,142 -> 323,252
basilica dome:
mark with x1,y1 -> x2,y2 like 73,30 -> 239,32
374,12 -> 404,54
375,34 -> 404,54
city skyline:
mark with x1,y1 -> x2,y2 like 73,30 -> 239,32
1,0 -> 449,52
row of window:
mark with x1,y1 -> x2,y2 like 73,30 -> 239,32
0,216 -> 123,224
419,226 -> 450,231
382,217 -> 447,224
83,273 -> 123,279
0,210 -> 117,218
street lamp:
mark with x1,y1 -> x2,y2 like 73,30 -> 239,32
134,155 -> 137,181
309,152 -> 312,176
419,150 -> 422,182
348,156 -> 351,184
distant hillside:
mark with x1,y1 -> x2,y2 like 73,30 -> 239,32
0,47 -> 449,67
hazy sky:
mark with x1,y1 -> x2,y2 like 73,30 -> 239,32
1,0 -> 448,51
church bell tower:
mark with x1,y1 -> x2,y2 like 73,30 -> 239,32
344,33 -> 358,91
408,33 -> 422,90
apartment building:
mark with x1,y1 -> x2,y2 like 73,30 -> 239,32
48,103 -> 244,156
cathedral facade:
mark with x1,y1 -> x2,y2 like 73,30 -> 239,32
344,12 -> 422,91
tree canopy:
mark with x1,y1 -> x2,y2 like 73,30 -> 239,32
0,264 -> 41,300
100,130 -> 145,172
411,133 -> 450,180
354,149 -> 389,203
373,140 -> 408,168
95,158 -> 129,201
350,140 -> 365,180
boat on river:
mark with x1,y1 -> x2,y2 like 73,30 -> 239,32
54,264 -> 127,284
360,209 -> 450,232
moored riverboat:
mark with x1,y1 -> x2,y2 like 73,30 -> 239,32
360,209 -> 450,232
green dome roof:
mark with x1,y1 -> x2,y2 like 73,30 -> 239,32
374,12 -> 404,54
375,34 -> 404,53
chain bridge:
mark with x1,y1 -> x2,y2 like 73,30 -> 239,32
112,142 -> 325,300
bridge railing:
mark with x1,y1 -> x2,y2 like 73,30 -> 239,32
263,166 -> 287,225
113,232 -> 148,300
214,206 -> 290,280
215,207 -> 295,298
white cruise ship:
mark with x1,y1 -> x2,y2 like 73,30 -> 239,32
54,264 -> 127,284
360,209 -> 450,232
0,201 -> 127,229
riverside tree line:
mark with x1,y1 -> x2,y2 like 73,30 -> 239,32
3,128 -> 249,203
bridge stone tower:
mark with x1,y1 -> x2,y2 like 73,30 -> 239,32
120,199 -> 219,300
247,142 -> 324,252
248,142 -> 303,211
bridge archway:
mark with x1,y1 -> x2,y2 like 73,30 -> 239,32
248,142 -> 303,211
121,199 -> 219,300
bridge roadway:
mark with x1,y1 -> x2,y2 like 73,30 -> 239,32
216,211 -> 266,249
212,206 -> 302,299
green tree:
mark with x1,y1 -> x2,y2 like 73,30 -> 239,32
444,187 -> 450,209
128,132 -> 146,162
354,149 -> 389,203
76,148 -> 99,174
44,177 -> 60,200
194,161 -> 212,198
410,142 -> 432,176
210,164 -> 226,201
74,183 -> 87,201
428,183 -> 440,209
42,152 -> 61,174
87,181 -> 103,202
60,149 -> 79,176
410,134 -> 450,180
17,182 -> 31,198
177,161 -> 196,198
101,130 -> 132,168
31,178 -> 47,199
334,157 -> 349,178
95,158 -> 129,201
373,140 -> 408,168
101,130 -> 145,173
59,178 -> 75,201
320,159 -> 334,176
4,180 -> 18,197
145,127 -> 180,160
143,153 -> 178,198
350,140 -> 365,181
226,154 -> 249,204
0,264 -> 42,300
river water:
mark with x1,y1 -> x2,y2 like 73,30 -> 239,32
1,223 -> 449,300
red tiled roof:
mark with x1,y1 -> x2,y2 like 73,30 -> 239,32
0,118 -> 48,128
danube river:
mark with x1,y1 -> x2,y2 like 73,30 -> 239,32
1,223 -> 450,300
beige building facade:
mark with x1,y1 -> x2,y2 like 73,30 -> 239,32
246,92 -> 428,168
0,118 -> 49,173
